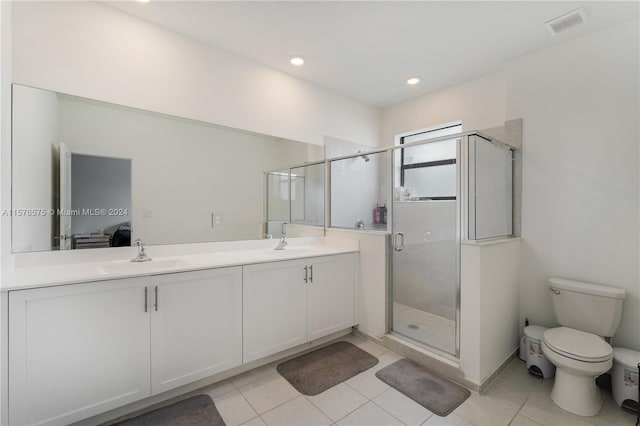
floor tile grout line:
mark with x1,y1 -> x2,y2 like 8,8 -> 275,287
231,375 -> 303,422
343,377 -> 389,401
331,381 -> 387,424
229,381 -> 263,424
368,397 -> 414,426
506,391 -> 536,426
343,378 -> 374,401
303,391 -> 369,424
247,392 -> 309,420
260,393 -> 333,425
371,387 -> 436,425
450,400 -> 481,426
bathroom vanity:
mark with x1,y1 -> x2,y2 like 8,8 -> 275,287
2,241 -> 358,426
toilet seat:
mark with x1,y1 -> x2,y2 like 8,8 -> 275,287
543,327 -> 612,363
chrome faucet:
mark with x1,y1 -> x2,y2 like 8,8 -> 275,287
131,239 -> 152,262
274,223 -> 288,250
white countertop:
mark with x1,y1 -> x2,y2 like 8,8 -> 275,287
1,238 -> 359,292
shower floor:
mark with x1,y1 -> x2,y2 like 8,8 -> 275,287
392,302 -> 456,355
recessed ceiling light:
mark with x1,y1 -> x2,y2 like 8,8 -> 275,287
406,76 -> 421,86
290,56 -> 305,66
136,0 -> 150,3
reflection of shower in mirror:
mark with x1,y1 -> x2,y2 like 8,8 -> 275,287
356,150 -> 370,162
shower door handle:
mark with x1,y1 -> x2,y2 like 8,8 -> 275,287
393,232 -> 404,251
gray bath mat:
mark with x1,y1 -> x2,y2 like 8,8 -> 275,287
375,359 -> 470,417
277,340 -> 379,395
113,394 -> 225,426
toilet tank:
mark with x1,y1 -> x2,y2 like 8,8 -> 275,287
548,278 -> 625,337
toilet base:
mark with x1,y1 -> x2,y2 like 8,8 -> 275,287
550,368 -> 602,416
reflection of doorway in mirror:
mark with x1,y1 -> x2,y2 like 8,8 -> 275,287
59,148 -> 133,250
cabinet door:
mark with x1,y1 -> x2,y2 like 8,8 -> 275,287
243,259 -> 308,363
150,267 -> 242,394
308,254 -> 356,341
9,278 -> 150,426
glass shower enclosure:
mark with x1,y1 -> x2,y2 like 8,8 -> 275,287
391,135 -> 460,355
327,131 -> 513,358
389,132 -> 513,357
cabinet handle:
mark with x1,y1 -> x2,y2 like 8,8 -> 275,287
304,266 -> 308,283
144,287 -> 148,312
154,285 -> 158,311
309,265 -> 313,283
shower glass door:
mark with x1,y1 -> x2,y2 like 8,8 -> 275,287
390,137 -> 460,357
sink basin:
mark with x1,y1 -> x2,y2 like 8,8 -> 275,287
98,258 -> 190,275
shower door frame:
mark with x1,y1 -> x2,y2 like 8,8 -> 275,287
387,134 -> 465,360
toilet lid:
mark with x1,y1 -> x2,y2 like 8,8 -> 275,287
543,327 -> 612,362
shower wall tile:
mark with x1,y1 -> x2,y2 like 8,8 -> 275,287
326,137 -> 388,231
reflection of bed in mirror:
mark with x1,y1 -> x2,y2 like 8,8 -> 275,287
70,222 -> 131,250
110,222 -> 131,247
11,84 -> 325,253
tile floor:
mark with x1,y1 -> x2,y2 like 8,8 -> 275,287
181,333 -> 638,426
393,303 -> 456,355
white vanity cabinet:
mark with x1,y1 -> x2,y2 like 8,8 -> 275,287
6,252 -> 355,425
243,254 -> 356,363
307,254 -> 356,341
8,267 -> 243,426
8,277 -> 151,426
150,267 -> 243,394
243,258 -> 310,363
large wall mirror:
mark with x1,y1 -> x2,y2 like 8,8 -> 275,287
11,84 -> 324,253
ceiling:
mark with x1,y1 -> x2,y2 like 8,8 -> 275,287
106,1 -> 638,107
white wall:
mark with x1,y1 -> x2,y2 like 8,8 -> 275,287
460,239 -> 521,385
507,20 -> 640,351
326,229 -> 388,339
381,70 -> 507,147
382,19 -> 640,351
11,84 -> 57,252
11,1 -> 380,148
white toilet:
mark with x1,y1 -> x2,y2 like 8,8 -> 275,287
542,277 -> 625,417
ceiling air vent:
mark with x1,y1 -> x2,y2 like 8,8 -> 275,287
545,8 -> 589,35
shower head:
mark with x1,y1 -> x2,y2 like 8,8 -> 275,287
357,150 -> 370,162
